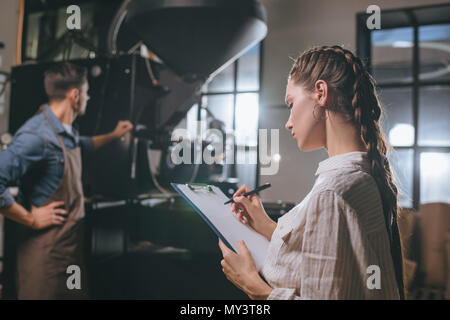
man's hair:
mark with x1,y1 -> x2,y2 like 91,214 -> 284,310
44,62 -> 88,101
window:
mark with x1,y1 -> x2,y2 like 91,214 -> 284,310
357,4 -> 450,209
176,43 -> 262,190
21,0 -> 123,62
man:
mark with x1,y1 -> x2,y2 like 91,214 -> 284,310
0,62 -> 133,299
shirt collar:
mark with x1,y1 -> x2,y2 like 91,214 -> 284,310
315,151 -> 371,176
44,104 -> 66,135
44,104 -> 79,139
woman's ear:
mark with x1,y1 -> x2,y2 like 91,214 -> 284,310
314,80 -> 329,107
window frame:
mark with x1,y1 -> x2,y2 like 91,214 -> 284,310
193,41 -> 264,188
357,3 -> 450,209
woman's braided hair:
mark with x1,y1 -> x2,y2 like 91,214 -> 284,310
289,45 -> 405,299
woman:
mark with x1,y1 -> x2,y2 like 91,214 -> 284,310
218,45 -> 404,300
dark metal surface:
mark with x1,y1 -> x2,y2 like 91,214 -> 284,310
124,0 -> 267,80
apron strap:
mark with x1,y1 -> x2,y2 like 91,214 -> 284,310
40,105 -> 68,154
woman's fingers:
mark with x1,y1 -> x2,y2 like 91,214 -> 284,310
218,239 -> 234,258
221,259 -> 229,269
232,185 -> 260,214
233,185 -> 251,198
232,202 -> 245,214
233,185 -> 246,197
236,212 -> 248,224
233,196 -> 252,210
221,259 -> 233,275
237,240 -> 251,257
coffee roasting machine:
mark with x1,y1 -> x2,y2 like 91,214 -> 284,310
8,0 -> 268,198
3,0 -> 280,299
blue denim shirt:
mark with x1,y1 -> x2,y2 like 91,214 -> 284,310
0,104 -> 94,209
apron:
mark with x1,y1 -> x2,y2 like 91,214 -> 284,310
15,106 -> 89,299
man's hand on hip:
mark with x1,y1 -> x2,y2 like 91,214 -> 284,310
30,201 -> 68,230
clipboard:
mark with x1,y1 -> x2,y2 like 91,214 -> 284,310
170,182 -> 269,271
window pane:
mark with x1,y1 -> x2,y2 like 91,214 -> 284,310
202,94 -> 234,131
0,72 -> 7,104
237,43 -> 260,91
24,3 -> 98,61
378,87 -> 414,146
235,93 -> 259,146
389,149 -> 414,208
174,104 -> 201,140
186,104 -> 199,139
371,27 -> 413,83
419,24 -> 450,82
25,12 -> 43,59
236,147 -> 257,189
205,62 -> 234,93
418,86 -> 450,146
420,152 -> 450,204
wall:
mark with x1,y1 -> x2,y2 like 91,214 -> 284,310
0,0 -> 20,133
258,0 -> 450,203
0,0 -> 20,273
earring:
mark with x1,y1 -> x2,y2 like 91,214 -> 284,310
313,104 -> 328,121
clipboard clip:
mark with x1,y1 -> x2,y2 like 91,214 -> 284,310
186,183 -> 214,193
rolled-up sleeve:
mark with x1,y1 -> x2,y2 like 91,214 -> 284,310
0,132 -> 46,209
0,188 -> 15,208
78,136 -> 94,152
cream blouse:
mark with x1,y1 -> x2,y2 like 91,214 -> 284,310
261,151 -> 400,300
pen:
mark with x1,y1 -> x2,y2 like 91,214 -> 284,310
224,183 -> 271,205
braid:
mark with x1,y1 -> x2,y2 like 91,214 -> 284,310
347,51 -> 406,300
290,45 -> 406,299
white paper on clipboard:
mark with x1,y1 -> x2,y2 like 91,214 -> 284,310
171,183 -> 269,271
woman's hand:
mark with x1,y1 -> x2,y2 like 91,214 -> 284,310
29,201 -> 68,230
218,239 -> 273,300
231,185 -> 277,241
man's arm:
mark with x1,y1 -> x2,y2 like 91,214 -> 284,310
1,201 -> 66,229
1,202 -> 34,227
0,131 -> 45,210
0,132 -> 67,229
91,120 -> 133,150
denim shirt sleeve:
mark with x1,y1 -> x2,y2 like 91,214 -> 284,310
0,131 -> 47,208
78,136 -> 94,152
